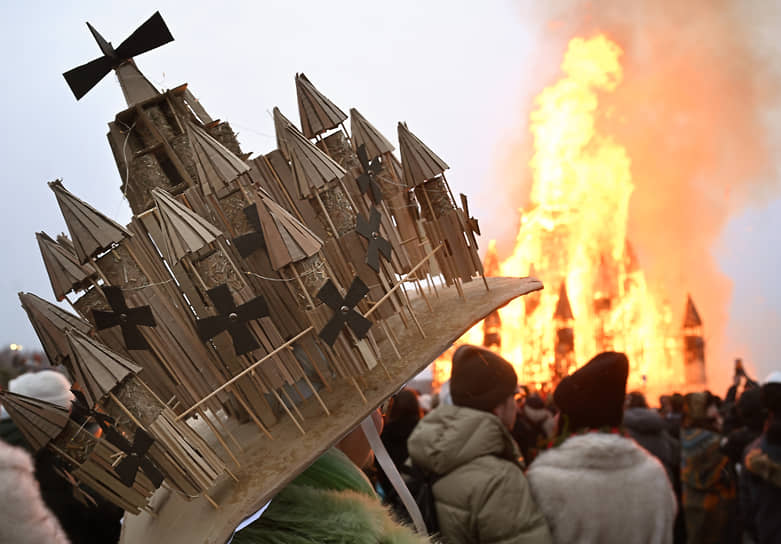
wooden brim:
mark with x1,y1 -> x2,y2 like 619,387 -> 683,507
120,276 -> 542,544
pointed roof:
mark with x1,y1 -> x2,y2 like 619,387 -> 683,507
186,122 -> 250,195
257,195 -> 323,270
36,232 -> 96,301
349,108 -> 394,161
273,107 -> 297,160
554,282 -> 574,321
115,60 -> 160,107
295,73 -> 348,139
151,188 -> 223,263
66,328 -> 142,407
285,125 -> 346,198
683,294 -> 703,329
49,179 -> 131,264
56,233 -> 76,253
397,123 -> 449,187
19,292 -> 93,372
0,392 -> 70,452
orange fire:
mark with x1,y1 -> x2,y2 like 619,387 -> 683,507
435,35 -> 686,396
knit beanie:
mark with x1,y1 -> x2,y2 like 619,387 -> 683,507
8,370 -> 74,409
449,345 -> 517,412
554,351 -> 629,432
761,370 -> 781,414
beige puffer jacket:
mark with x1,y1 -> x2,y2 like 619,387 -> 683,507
408,404 -> 552,544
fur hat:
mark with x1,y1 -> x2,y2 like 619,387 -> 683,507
449,345 -> 517,412
8,370 -> 74,409
554,351 -> 629,432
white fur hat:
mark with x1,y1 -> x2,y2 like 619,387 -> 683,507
8,370 -> 74,409
765,371 -> 781,385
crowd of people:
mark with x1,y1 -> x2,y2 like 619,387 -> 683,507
372,348 -> 781,544
1,347 -> 780,543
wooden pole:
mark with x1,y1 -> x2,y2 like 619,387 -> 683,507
176,327 -> 314,420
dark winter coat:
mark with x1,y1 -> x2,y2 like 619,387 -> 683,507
624,407 -> 680,484
680,427 -> 738,544
408,404 -> 552,544
741,436 -> 781,544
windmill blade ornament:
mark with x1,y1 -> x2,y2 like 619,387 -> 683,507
356,207 -> 392,272
196,284 -> 269,356
63,11 -> 174,100
356,144 -> 384,204
460,193 -> 481,249
92,286 -> 156,350
316,278 -> 372,346
102,426 -> 165,488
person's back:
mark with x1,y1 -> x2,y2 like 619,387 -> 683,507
680,392 -> 738,544
740,372 -> 781,544
527,352 -> 676,544
408,345 -> 552,544
624,404 -> 680,484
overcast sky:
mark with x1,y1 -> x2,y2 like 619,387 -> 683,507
1,1 -> 779,385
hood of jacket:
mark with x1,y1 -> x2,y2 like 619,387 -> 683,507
624,407 -> 666,434
407,404 -> 519,476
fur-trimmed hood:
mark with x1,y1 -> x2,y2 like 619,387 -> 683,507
527,433 -> 676,544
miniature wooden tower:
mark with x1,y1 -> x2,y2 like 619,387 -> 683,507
350,108 -> 424,274
397,122 -> 485,294
0,390 -> 159,514
64,327 -> 226,500
682,294 -> 706,385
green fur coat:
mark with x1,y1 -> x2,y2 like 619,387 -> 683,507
232,448 -> 431,544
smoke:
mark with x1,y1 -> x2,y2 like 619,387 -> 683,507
490,1 -> 781,391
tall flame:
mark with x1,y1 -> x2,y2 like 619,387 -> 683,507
436,35 -> 686,395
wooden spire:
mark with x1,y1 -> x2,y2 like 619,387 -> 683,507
397,123 -> 449,187
186,122 -> 250,194
683,295 -> 703,329
273,107 -> 297,160
295,73 -> 347,139
285,125 -> 346,198
65,328 -> 142,407
36,231 -> 96,301
0,392 -> 69,452
115,60 -> 160,107
19,292 -> 93,372
151,188 -> 223,263
350,108 -> 394,161
554,282 -> 574,321
49,179 -> 132,263
257,195 -> 323,270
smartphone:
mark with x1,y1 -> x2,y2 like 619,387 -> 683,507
735,358 -> 744,376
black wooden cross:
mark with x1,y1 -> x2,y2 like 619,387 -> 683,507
356,144 -> 384,204
63,12 -> 174,100
316,277 -> 372,346
460,193 -> 481,249
196,284 -> 269,355
232,204 -> 266,258
70,389 -> 163,489
103,426 -> 165,488
356,207 -> 392,272
92,286 -> 156,350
